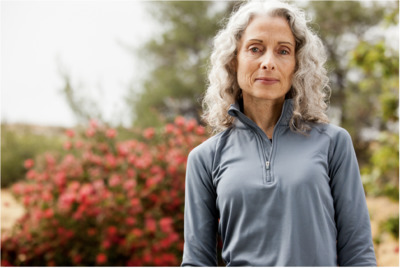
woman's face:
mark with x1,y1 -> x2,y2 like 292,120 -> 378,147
236,15 -> 296,103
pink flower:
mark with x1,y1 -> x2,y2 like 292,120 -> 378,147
43,208 -> 54,219
125,217 -> 136,226
107,226 -> 117,236
109,174 -> 121,187
117,144 -> 129,156
24,159 -> 34,169
126,168 -> 136,178
63,141 -> 72,150
89,119 -> 98,129
65,129 -> 75,138
159,217 -> 173,233
105,154 -> 117,169
186,119 -> 196,132
131,228 -> 143,238
75,140 -> 84,148
58,192 -> 76,212
101,240 -> 111,249
196,125 -> 206,135
175,116 -> 185,126
96,253 -> 107,264
54,171 -> 66,187
69,181 -> 81,191
86,128 -> 96,137
130,198 -> 140,207
143,128 -> 155,139
93,179 -> 105,190
123,179 -> 136,191
26,169 -> 36,180
145,217 -> 157,233
41,191 -> 53,202
165,123 -> 174,134
45,154 -> 56,166
78,183 -> 94,200
106,128 -> 117,138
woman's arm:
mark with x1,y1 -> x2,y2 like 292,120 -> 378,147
329,128 -> 377,266
181,147 -> 219,266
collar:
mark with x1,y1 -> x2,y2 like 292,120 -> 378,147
228,98 -> 293,127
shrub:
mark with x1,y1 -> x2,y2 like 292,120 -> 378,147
1,124 -> 64,188
1,118 -> 207,266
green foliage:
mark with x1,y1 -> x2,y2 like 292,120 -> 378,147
1,124 -> 64,188
380,215 -> 399,240
347,7 -> 399,199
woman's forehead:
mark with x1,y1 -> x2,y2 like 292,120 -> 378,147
241,15 -> 295,44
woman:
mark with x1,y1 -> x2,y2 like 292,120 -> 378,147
181,1 -> 376,266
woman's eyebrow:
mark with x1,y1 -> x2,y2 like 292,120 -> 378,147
278,41 -> 294,47
246,39 -> 294,47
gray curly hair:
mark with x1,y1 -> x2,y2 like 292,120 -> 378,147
202,0 -> 330,134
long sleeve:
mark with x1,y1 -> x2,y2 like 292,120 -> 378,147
329,128 -> 377,266
181,146 -> 219,266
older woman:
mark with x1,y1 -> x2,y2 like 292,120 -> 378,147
181,1 -> 376,266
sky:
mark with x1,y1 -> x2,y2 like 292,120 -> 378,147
2,1 -> 158,127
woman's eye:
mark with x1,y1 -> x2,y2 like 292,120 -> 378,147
250,47 -> 261,53
279,49 -> 290,55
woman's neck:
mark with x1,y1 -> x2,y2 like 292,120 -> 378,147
242,95 -> 285,139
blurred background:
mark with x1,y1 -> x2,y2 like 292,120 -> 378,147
1,1 -> 398,266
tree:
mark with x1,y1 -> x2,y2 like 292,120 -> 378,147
302,1 -> 397,163
127,1 -> 239,128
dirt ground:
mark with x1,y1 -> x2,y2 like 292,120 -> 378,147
1,189 -> 399,266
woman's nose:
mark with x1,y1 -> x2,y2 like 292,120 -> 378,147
261,52 -> 276,70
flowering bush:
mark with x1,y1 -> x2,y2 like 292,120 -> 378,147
1,117 -> 207,266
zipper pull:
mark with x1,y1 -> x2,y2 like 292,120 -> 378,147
266,161 -> 270,170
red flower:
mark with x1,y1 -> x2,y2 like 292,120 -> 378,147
107,226 -> 118,236
87,228 -> 96,236
75,140 -> 84,148
117,144 -> 129,156
102,240 -> 111,249
24,159 -> 34,169
86,128 -> 96,137
43,208 -> 54,219
143,128 -> 155,139
175,116 -> 185,126
145,217 -> 157,233
109,174 -> 121,187
54,171 -> 66,187
159,217 -> 173,233
196,125 -> 206,135
130,198 -> 140,207
131,228 -> 143,238
65,129 -> 75,138
1,259 -> 12,266
63,141 -> 72,150
125,217 -> 136,226
26,169 -> 36,180
123,179 -> 136,191
186,119 -> 196,132
165,123 -> 174,134
96,253 -> 107,264
106,128 -> 117,138
89,119 -> 98,129
105,154 -> 117,169
73,254 -> 82,264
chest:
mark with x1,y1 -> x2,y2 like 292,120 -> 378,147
213,128 -> 332,203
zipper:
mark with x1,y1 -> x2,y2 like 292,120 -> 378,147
235,101 -> 288,184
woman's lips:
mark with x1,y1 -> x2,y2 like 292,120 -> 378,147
255,77 -> 279,85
